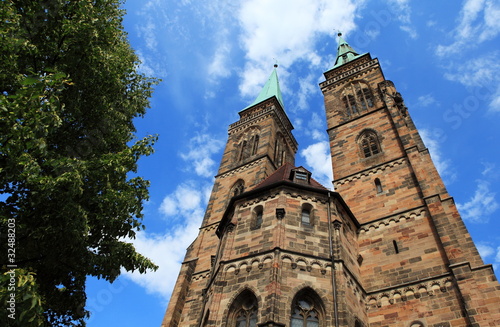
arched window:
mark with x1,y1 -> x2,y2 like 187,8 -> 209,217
409,321 -> 424,327
228,290 -> 258,327
274,133 -> 286,167
374,178 -> 383,193
301,209 -> 310,225
341,81 -> 374,118
290,288 -> 323,327
231,180 -> 245,197
347,94 -> 357,115
252,206 -> 263,229
251,135 -> 259,156
239,140 -> 248,162
363,88 -> 374,107
301,204 -> 313,226
359,131 -> 380,158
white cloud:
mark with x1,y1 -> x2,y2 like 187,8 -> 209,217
419,129 -> 456,183
441,52 -> 500,112
434,1 -> 500,111
237,0 -> 361,97
208,41 -> 232,80
124,181 -> 212,301
294,73 -> 321,112
436,0 -> 500,56
477,242 -> 495,259
386,0 -> 417,39
476,242 -> 500,272
416,94 -> 437,108
180,134 -> 224,178
457,180 -> 499,223
300,141 -> 333,189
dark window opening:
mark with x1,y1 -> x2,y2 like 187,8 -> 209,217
251,135 -> 259,156
375,178 -> 383,193
239,140 -> 248,161
393,240 -> 399,254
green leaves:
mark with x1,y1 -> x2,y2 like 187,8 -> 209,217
1,1 -> 159,325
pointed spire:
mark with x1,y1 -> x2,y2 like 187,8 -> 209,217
244,64 -> 285,110
332,32 -> 365,68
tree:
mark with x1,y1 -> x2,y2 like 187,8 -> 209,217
0,1 -> 159,325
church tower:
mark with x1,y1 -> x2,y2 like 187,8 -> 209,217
319,33 -> 500,326
161,36 -> 500,327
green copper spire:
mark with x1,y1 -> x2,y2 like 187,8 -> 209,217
245,64 -> 285,109
332,32 -> 365,68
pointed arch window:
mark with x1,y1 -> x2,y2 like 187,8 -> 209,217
341,81 -> 375,118
239,140 -> 248,162
347,94 -> 358,115
359,131 -> 380,158
274,134 -> 287,167
229,290 -> 258,327
231,180 -> 245,197
290,289 -> 323,327
251,135 -> 259,156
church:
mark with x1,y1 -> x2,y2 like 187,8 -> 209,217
161,34 -> 500,327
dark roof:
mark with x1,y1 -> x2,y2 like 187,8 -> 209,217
251,163 -> 330,192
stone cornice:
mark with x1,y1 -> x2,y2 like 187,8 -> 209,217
365,274 -> 454,309
333,157 -> 406,187
358,207 -> 427,234
320,56 -> 379,91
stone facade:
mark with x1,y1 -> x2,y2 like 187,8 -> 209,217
161,46 -> 500,327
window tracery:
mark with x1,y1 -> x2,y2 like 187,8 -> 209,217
358,131 -> 380,158
231,180 -> 245,197
237,128 -> 260,163
228,290 -> 258,327
290,289 -> 323,327
274,133 -> 287,167
341,81 -> 374,117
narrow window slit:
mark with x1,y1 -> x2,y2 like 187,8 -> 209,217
393,240 -> 399,254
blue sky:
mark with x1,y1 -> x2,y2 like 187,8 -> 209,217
85,0 -> 500,326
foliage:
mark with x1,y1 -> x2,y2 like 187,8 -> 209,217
0,269 -> 44,326
0,0 -> 159,325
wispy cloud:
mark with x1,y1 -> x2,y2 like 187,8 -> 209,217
436,0 -> 500,56
476,242 -> 500,272
456,163 -> 499,224
442,52 -> 500,112
416,94 -> 437,108
434,1 -> 500,112
386,0 -> 417,38
419,128 -> 457,184
180,134 -> 224,178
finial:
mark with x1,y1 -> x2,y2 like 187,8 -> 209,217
338,32 -> 342,37
273,58 -> 278,68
